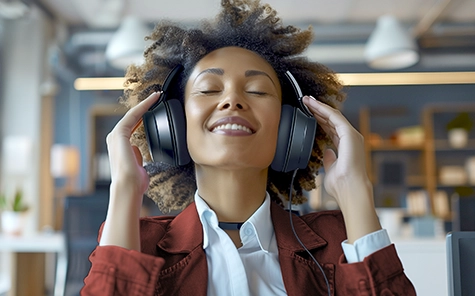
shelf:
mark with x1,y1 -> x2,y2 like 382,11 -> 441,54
360,103 -> 475,216
369,175 -> 425,187
434,139 -> 475,151
370,141 -> 424,151
436,184 -> 475,188
407,175 -> 426,187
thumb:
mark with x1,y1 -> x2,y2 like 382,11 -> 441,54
322,148 -> 337,172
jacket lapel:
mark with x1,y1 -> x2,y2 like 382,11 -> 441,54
157,202 -> 203,253
271,203 -> 333,296
155,203 -> 208,296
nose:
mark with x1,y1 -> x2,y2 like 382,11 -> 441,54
217,92 -> 248,111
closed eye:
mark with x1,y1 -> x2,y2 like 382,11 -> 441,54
247,91 -> 267,96
200,90 -> 220,94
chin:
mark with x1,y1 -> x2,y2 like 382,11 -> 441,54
194,157 -> 272,171
190,146 -> 275,170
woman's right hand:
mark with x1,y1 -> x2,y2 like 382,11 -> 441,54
106,92 -> 161,200
100,92 -> 161,250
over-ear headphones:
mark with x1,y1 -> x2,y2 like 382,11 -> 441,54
142,65 -> 317,173
143,65 -> 190,166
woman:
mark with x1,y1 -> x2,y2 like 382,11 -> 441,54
83,1 -> 416,295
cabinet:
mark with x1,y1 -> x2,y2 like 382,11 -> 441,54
423,104 -> 475,218
360,103 -> 475,217
360,106 -> 427,208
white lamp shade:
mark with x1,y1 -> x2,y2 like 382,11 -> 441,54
1,136 -> 32,176
105,16 -> 151,70
364,15 -> 419,70
50,145 -> 80,178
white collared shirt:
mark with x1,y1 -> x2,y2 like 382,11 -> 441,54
194,192 -> 390,296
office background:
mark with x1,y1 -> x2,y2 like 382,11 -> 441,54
0,0 -> 474,295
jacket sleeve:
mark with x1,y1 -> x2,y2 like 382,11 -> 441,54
336,244 -> 416,296
82,246 -> 164,296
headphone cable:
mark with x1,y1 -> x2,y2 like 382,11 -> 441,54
288,169 -> 331,296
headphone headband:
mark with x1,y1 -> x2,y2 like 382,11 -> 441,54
284,71 -> 313,118
148,65 -> 184,111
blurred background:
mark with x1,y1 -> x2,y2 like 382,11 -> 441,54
0,0 -> 475,295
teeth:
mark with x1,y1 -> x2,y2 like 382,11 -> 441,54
213,123 -> 253,134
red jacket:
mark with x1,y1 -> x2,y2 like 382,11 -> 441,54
82,202 -> 416,296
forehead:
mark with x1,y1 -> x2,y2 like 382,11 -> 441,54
187,46 -> 280,85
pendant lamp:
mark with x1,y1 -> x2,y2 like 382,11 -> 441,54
105,16 -> 151,70
365,15 -> 419,70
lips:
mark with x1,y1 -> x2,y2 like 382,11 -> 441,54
209,116 -> 256,134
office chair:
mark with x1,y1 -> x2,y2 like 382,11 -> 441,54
62,192 -> 109,296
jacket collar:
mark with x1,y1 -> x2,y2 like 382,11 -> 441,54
157,200 -> 327,254
157,202 -> 203,253
271,202 -> 327,252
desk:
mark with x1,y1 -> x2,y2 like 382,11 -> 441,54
393,237 -> 447,296
0,232 -> 66,296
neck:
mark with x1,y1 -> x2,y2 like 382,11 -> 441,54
195,165 -> 268,222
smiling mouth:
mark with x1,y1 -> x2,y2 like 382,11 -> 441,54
211,123 -> 254,134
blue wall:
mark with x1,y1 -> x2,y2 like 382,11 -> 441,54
53,77 -> 121,191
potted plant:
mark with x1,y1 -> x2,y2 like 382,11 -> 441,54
0,189 -> 29,235
446,112 -> 473,148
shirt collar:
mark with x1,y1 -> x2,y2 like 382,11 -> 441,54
194,191 -> 274,253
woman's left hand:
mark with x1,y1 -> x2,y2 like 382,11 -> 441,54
303,96 -> 381,243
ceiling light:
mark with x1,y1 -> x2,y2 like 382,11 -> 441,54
0,1 -> 29,19
105,16 -> 151,70
365,15 -> 419,70
74,77 -> 125,90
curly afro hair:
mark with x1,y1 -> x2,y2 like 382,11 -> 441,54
121,0 -> 346,213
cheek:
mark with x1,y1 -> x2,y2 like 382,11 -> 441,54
184,101 -> 209,158
267,104 -> 282,134
261,104 -> 282,148
185,98 -> 208,125
185,101 -> 201,135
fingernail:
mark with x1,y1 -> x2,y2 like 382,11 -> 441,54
154,91 -> 163,95
309,95 -> 318,101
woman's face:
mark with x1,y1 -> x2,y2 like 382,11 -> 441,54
185,46 -> 282,171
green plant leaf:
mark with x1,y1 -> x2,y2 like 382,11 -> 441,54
12,190 -> 28,212
446,112 -> 473,131
0,193 -> 6,210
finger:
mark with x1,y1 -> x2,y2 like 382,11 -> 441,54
131,118 -> 144,134
317,119 -> 337,135
304,96 -> 354,141
116,91 -> 162,133
318,122 -> 339,146
303,96 -> 350,129
304,97 -> 340,143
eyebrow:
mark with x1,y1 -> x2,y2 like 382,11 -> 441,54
194,68 -> 225,82
194,68 -> 276,86
245,70 -> 276,86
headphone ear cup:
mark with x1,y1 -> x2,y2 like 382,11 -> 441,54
271,104 -> 316,172
166,99 -> 191,166
143,99 -> 190,166
271,105 -> 294,172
